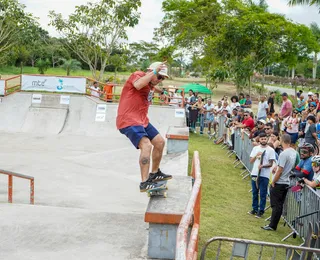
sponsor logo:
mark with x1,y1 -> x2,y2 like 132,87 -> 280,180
32,80 -> 47,87
57,79 -> 63,91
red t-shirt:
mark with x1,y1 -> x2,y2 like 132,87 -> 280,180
243,117 -> 255,130
116,71 -> 153,129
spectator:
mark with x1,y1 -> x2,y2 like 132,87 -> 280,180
210,101 -> 223,137
248,132 -> 276,218
90,81 -> 100,98
203,98 -> 215,135
273,113 -> 280,133
296,95 -> 306,113
307,101 -> 317,117
234,111 -> 255,131
230,96 -> 240,110
264,122 -> 273,137
189,96 -> 203,133
262,134 -> 299,231
269,132 -> 281,155
268,92 -> 275,116
315,93 -> 320,113
251,119 -> 266,141
283,110 -> 299,145
266,112 -> 275,124
103,81 -> 114,102
290,143 -> 314,182
257,95 -> 269,121
239,93 -> 246,108
244,94 -> 252,108
303,156 -> 320,194
279,93 -> 293,132
307,92 -> 314,105
222,101 -> 231,114
187,90 -> 196,128
304,115 -> 317,147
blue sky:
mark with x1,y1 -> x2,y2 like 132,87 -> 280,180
20,0 -> 319,43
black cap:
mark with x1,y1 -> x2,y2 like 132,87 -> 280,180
282,92 -> 288,97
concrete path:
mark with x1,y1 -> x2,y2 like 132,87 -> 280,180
265,84 -> 315,97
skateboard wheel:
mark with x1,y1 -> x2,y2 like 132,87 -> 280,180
164,192 -> 167,198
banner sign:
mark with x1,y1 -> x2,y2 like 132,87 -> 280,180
96,104 -> 107,114
175,109 -> 185,118
95,113 -> 106,122
0,80 -> 5,96
32,94 -> 42,104
60,95 -> 70,105
21,75 -> 86,94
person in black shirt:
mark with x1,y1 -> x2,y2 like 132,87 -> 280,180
268,92 -> 275,115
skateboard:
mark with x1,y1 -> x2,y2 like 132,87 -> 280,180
146,180 -> 168,198
256,150 -> 266,190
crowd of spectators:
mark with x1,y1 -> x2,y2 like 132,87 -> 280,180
185,89 -> 320,232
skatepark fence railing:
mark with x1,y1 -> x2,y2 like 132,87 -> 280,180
175,151 -> 202,260
0,169 -> 34,204
4,75 -> 21,96
199,236 -> 320,259
216,122 -> 320,243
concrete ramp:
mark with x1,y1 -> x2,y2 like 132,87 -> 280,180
21,107 -> 68,134
0,93 -> 31,132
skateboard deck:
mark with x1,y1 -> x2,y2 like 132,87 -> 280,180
147,181 -> 168,198
256,150 -> 266,190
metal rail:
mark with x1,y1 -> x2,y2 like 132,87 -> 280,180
200,237 -> 320,260
176,151 -> 202,260
0,169 -> 34,204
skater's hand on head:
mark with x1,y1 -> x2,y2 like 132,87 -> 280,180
156,61 -> 167,73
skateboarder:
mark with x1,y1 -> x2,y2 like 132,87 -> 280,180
116,62 -> 172,192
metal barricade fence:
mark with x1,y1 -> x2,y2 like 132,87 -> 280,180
283,180 -> 320,241
217,116 -> 225,139
216,120 -> 320,243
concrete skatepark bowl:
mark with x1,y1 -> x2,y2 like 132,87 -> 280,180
0,93 -> 186,260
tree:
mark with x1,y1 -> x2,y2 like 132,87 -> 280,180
49,0 -> 141,81
60,59 -> 82,76
288,0 -> 320,10
310,22 -> 320,79
0,0 -> 36,55
36,58 -> 50,74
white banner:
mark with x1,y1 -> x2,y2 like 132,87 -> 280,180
96,104 -> 107,114
60,95 -> 70,105
0,80 -> 5,96
21,75 -> 86,94
175,109 -> 185,118
32,94 -> 42,104
95,113 -> 106,122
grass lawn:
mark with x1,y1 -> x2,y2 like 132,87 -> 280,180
188,134 -> 302,259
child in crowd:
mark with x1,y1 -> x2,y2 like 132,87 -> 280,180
303,156 -> 320,194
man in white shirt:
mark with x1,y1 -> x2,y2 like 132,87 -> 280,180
257,95 -> 269,121
203,98 -> 215,134
248,132 -> 276,218
90,81 -> 100,98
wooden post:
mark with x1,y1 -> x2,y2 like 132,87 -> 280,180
8,175 -> 13,203
30,179 -> 35,205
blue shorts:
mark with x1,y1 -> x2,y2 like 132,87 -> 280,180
119,123 -> 159,149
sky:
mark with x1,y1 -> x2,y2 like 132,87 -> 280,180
20,0 -> 319,44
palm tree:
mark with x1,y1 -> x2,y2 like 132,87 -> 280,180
60,59 -> 82,76
310,22 -> 320,79
288,0 -> 320,10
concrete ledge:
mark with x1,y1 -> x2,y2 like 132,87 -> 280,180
166,127 -> 189,154
145,176 -> 192,259
166,126 -> 189,140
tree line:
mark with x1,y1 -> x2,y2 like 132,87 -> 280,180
0,0 -> 319,86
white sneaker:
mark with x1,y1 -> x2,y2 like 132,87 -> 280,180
207,131 -> 211,135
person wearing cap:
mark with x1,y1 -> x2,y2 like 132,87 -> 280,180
234,111 -> 255,131
116,62 -> 172,192
251,119 -> 266,145
279,93 -> 292,132
307,92 -> 314,106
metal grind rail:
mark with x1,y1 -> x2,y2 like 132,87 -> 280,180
0,169 -> 34,204
200,237 -> 320,260
175,151 -> 202,260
